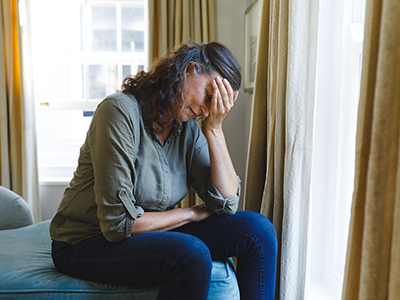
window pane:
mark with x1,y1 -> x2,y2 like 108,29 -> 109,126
30,0 -> 83,101
121,4 -> 144,52
91,5 -> 117,52
88,64 -> 118,100
36,109 -> 92,180
122,64 -> 144,78
122,65 -> 131,78
35,63 -> 83,100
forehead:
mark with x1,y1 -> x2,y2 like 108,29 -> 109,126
187,72 -> 216,87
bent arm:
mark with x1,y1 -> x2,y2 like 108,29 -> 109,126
203,76 -> 239,199
131,203 -> 213,235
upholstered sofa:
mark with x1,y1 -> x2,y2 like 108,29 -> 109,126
0,186 -> 240,299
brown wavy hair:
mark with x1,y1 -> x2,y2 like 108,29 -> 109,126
121,42 -> 242,134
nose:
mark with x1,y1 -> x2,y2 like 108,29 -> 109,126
200,105 -> 210,118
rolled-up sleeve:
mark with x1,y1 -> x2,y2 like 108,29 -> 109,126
89,99 -> 144,243
189,124 -> 241,216
203,177 -> 241,216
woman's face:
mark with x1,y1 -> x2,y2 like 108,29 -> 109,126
177,71 -> 216,122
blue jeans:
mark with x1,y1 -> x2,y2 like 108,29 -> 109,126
52,211 -> 277,300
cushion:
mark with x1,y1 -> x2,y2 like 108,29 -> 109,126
0,220 -> 239,299
0,186 -> 34,230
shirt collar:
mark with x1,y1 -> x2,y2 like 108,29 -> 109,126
136,91 -> 183,138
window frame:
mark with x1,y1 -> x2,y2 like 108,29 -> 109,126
32,0 -> 149,111
26,0 -> 149,183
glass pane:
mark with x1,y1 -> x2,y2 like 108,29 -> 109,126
122,65 -> 131,78
34,63 -> 83,100
88,64 -> 118,100
91,5 -> 117,52
36,109 -> 92,180
30,0 -> 83,101
31,0 -> 82,56
121,4 -> 144,52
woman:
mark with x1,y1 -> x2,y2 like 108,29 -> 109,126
50,42 -> 277,300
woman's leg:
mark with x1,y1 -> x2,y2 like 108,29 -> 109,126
52,231 -> 213,300
173,210 -> 277,300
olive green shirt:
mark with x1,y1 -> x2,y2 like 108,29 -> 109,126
50,92 -> 240,244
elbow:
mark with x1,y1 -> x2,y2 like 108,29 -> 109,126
214,200 -> 238,216
100,220 -> 132,243
102,229 -> 127,243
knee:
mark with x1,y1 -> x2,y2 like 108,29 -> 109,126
171,235 -> 212,277
235,211 -> 277,253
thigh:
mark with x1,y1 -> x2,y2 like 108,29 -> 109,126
172,210 -> 277,261
52,230 -> 210,288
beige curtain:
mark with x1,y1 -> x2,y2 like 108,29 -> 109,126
342,0 -> 400,299
148,0 -> 215,62
244,0 -> 319,299
0,0 -> 40,222
148,0 -> 215,208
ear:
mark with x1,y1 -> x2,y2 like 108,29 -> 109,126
186,61 -> 196,74
233,91 -> 239,102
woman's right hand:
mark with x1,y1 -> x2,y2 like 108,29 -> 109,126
190,203 -> 214,222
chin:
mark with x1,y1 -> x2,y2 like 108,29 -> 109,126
179,116 -> 191,122
178,110 -> 192,122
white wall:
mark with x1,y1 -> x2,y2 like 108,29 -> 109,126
39,0 -> 256,220
215,0 -> 255,210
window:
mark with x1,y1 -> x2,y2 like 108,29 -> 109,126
27,0 -> 148,182
308,0 -> 366,299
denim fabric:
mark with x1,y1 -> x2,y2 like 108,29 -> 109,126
52,211 -> 277,300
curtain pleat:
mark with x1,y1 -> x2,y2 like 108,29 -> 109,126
342,0 -> 400,299
244,0 -> 319,299
149,0 -> 214,59
0,0 -> 40,222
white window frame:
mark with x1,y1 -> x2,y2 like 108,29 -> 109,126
34,0 -> 149,111
26,0 -> 149,183
308,0 -> 366,299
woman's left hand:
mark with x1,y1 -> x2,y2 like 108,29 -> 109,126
203,76 -> 239,131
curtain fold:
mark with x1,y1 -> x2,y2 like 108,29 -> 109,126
148,0 -> 215,208
342,0 -> 400,299
149,0 -> 215,61
0,0 -> 40,222
244,0 -> 319,299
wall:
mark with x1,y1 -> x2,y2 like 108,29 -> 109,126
39,0 -> 256,220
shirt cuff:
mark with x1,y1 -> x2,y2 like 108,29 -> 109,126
206,176 -> 241,216
118,189 -> 145,220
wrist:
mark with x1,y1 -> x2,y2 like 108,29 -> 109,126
204,125 -> 224,140
180,206 -> 196,222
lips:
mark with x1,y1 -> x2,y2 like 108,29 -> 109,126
189,107 -> 198,118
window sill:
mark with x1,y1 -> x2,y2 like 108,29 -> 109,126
39,179 -> 70,186
308,281 -> 343,300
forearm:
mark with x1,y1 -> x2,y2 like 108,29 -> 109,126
204,126 -> 239,199
131,209 -> 191,235
131,204 -> 213,235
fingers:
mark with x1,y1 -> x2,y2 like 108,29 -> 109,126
204,76 -> 238,129
191,202 -> 214,222
212,76 -> 236,115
